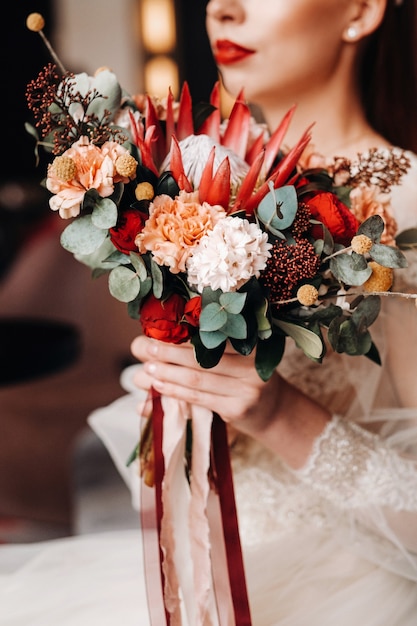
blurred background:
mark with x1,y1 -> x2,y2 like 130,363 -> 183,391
0,0 -> 218,542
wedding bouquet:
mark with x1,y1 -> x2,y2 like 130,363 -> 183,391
25,12 -> 416,625
25,44 -> 413,382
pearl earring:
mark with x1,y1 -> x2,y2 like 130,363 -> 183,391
346,26 -> 358,40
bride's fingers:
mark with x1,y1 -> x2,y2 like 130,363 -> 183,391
131,335 -> 257,379
149,374 -> 259,422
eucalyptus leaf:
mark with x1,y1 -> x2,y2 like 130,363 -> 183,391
108,266 -> 140,302
127,296 -> 141,320
75,237 -> 119,269
351,295 -> 381,330
103,250 -> 132,266
396,227 -> 417,249
219,291 -> 247,314
257,185 -> 298,231
329,317 -> 372,355
129,253 -> 149,281
199,328 -> 228,349
138,276 -> 152,300
370,243 -> 408,268
151,260 -> 164,299
330,254 -> 372,286
221,313 -> 247,339
274,319 -> 324,360
350,251 -> 368,271
91,197 -> 118,229
309,302 -> 342,325
199,302 -> 227,332
357,214 -> 384,241
60,215 -> 108,255
201,287 -> 223,307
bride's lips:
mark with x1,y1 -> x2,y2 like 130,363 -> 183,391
213,40 -> 256,65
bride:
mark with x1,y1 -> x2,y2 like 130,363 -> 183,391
2,0 -> 417,624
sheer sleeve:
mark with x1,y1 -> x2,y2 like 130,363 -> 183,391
295,416 -> 417,580
296,415 -> 417,513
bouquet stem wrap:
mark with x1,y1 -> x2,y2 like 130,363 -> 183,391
140,389 -> 252,625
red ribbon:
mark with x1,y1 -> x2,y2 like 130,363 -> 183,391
141,394 -> 252,625
141,388 -> 170,625
211,413 -> 253,626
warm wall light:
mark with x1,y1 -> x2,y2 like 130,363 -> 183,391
140,0 -> 176,54
144,55 -> 179,98
138,0 -> 179,97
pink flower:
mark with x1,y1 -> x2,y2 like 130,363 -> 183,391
350,184 -> 398,245
46,136 -> 115,218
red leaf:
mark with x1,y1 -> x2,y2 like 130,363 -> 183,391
176,82 -> 194,141
233,149 -> 265,213
165,88 -> 176,155
222,93 -> 251,159
169,136 -> 193,192
198,82 -> 221,142
205,157 -> 231,209
263,105 -> 297,174
198,146 -> 216,203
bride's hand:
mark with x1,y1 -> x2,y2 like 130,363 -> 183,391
130,335 -> 280,435
130,335 -> 332,467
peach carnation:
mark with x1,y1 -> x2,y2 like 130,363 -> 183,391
135,191 -> 226,273
350,184 -> 398,246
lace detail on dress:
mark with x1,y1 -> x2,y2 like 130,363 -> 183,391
296,415 -> 417,511
231,437 -> 336,547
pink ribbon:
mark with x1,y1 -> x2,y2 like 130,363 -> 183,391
141,392 -> 252,625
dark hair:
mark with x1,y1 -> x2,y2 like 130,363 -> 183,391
361,0 -> 417,152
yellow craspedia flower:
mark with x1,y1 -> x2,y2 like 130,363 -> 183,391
363,261 -> 393,292
51,156 -> 77,182
26,13 -> 45,32
351,234 -> 373,255
135,182 -> 154,201
297,284 -> 319,306
115,153 -> 138,179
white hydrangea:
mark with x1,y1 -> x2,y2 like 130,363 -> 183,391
186,216 -> 272,293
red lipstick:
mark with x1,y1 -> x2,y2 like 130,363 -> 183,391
213,40 -> 255,65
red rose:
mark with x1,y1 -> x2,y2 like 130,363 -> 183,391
305,191 -> 359,246
183,296 -> 202,327
109,208 -> 148,254
140,293 -> 191,344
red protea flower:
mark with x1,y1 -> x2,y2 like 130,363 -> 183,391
127,82 -> 312,216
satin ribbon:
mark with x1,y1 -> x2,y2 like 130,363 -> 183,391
141,391 -> 252,625
141,388 -> 171,625
211,413 -> 253,626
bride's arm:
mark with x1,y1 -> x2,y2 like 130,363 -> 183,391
131,335 -> 417,553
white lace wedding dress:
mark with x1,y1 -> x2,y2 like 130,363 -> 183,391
1,154 -> 417,626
